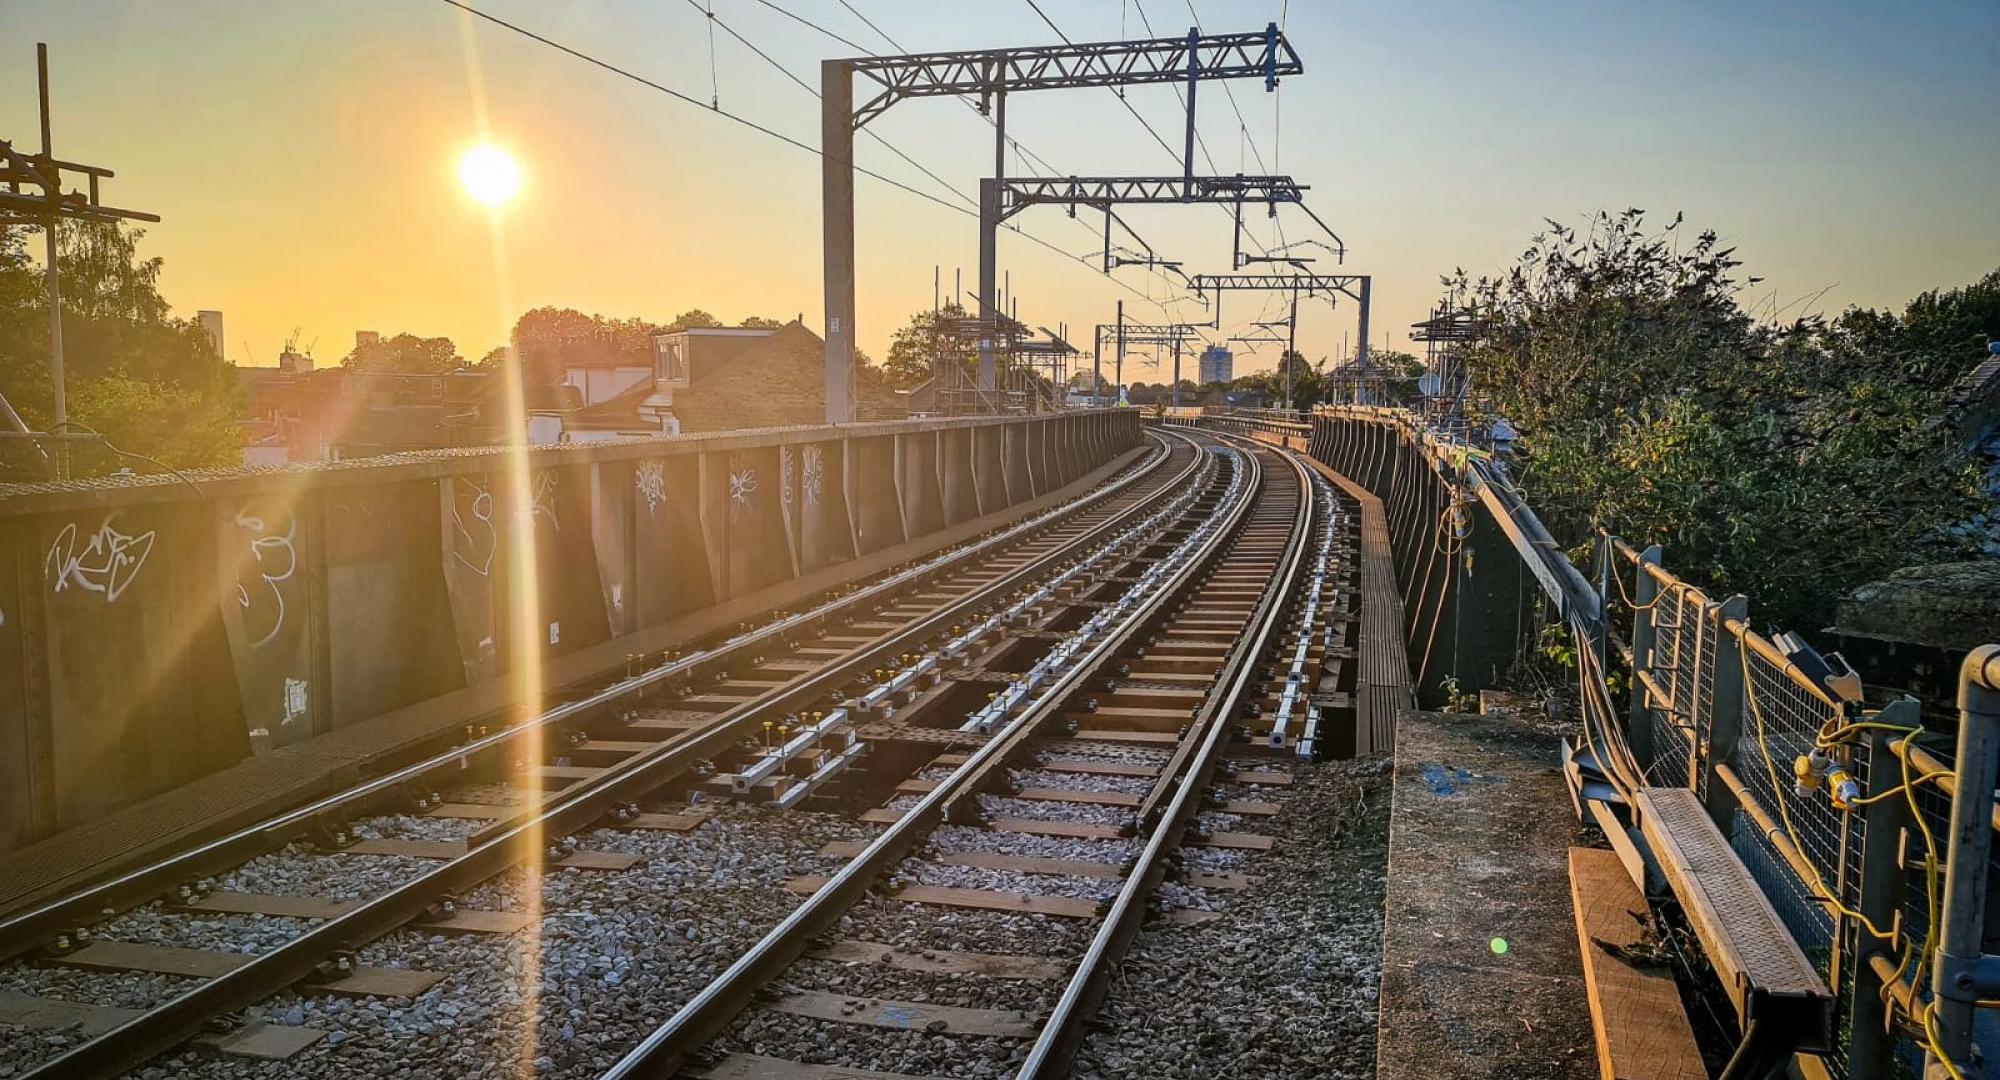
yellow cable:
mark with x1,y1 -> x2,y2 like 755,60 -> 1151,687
1848,769 -> 1953,808
1924,1001 -> 1970,1080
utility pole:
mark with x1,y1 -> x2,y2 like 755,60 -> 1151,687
1115,300 -> 1125,406
820,58 -> 857,425
1171,336 -> 1183,408
1,44 -> 160,475
1283,289 -> 1298,412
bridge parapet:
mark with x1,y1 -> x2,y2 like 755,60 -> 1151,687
0,410 -> 1138,854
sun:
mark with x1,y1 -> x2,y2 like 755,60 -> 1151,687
458,143 -> 522,207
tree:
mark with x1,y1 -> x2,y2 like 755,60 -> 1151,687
1445,209 -> 1992,628
342,332 -> 462,373
882,302 -> 973,390
0,222 -> 241,474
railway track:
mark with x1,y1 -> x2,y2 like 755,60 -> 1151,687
0,431 -> 1215,1079
598,435 -> 1342,1080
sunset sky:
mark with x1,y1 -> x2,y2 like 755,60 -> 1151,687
3,0 -> 1995,378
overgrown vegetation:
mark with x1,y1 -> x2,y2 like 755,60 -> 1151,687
1446,209 -> 1997,630
0,222 -> 243,472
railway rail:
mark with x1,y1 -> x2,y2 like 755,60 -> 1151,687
1,431 -> 1217,1079
601,434 -> 1339,1079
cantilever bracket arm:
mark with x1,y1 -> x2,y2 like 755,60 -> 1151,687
844,25 -> 1301,129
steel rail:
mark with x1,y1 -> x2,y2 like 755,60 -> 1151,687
20,433 -> 1206,1080
598,432 -> 1262,1079
0,436 -> 1174,963
1019,437 -> 1315,1077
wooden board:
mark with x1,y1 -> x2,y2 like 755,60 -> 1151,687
765,990 -> 1040,1038
184,890 -> 528,935
343,837 -> 636,870
1221,769 -> 1293,786
1188,831 -> 1274,851
56,941 -> 441,997
1567,847 -> 1705,1080
1216,800 -> 1282,816
0,993 -> 326,1059
809,941 -> 1067,980
425,802 -> 509,819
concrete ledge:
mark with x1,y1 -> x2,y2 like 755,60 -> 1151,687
1376,709 -> 1594,1080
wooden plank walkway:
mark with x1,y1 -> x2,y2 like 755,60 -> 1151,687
1299,456 -> 1413,756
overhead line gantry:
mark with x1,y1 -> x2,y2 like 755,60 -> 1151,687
821,24 -> 1303,423
1186,273 -> 1373,411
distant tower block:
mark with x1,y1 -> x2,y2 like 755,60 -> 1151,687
1199,344 -> 1234,384
197,310 -> 224,359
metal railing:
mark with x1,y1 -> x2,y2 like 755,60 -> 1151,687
1288,403 -> 1999,1079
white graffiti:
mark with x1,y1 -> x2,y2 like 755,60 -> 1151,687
449,479 -> 496,577
234,509 -> 298,649
729,464 -> 758,510
530,472 -> 560,533
450,473 -> 559,577
802,445 -> 824,508
45,518 -> 155,602
635,460 -> 666,517
779,447 -> 796,509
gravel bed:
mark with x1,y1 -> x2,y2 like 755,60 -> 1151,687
1179,845 -> 1251,874
138,804 -> 871,1080
1042,746 -> 1170,766
978,795 -> 1129,828
1009,769 -> 1151,795
1155,880 -> 1223,913
352,813 -> 484,842
93,908 -> 311,954
0,968 -> 203,1074
216,848 -> 438,903
783,957 -> 1054,1013
1075,758 -> 1389,1079
1193,810 -> 1245,833
893,860 -> 1121,903
833,902 -> 1098,959
723,1009 -> 1024,1079
930,826 -> 1137,865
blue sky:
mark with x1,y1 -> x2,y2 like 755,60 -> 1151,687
1,0 -> 1994,374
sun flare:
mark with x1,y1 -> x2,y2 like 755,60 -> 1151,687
457,143 -> 521,207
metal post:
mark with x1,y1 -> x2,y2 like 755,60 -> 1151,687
37,45 -> 66,435
1356,275 -> 1372,369
1114,301 -> 1125,407
977,91 -> 1005,397
820,60 -> 856,425
1182,28 -> 1199,195
1171,337 -> 1182,408
1700,596 -> 1750,828
1283,290 -> 1297,413
1927,645 -> 2000,1079
1626,545 -> 1663,765
978,179 -> 999,397
1092,325 -> 1102,408
1851,702 -> 1918,1079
